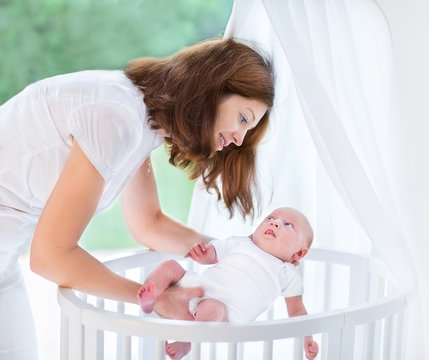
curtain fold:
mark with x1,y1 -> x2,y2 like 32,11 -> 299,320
188,0 -> 428,357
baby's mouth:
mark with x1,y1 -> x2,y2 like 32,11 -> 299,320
265,229 -> 276,238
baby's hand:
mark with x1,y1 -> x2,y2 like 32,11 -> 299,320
185,241 -> 216,264
304,336 -> 319,360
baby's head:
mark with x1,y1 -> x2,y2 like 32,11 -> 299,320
252,207 -> 313,264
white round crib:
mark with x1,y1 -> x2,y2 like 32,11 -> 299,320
57,248 -> 407,360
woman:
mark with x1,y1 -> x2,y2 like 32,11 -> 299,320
0,38 -> 274,359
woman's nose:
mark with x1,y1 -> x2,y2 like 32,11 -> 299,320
232,130 -> 245,146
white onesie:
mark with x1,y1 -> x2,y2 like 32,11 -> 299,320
0,70 -> 163,277
178,236 -> 304,322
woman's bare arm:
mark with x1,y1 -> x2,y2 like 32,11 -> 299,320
30,140 -> 141,303
120,157 -> 210,255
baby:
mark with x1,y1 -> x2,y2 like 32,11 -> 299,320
137,207 -> 319,360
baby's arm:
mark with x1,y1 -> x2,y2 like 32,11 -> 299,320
185,241 -> 218,264
285,296 -> 319,360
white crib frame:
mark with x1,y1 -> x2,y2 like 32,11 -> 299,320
57,248 -> 407,360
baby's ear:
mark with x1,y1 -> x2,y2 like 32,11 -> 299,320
291,248 -> 308,264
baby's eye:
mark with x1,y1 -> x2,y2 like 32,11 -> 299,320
284,222 -> 292,228
240,114 -> 248,124
267,216 -> 274,220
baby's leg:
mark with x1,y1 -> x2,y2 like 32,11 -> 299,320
165,299 -> 227,360
137,260 -> 186,313
194,298 -> 228,322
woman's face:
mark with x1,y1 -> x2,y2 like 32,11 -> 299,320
213,94 -> 268,152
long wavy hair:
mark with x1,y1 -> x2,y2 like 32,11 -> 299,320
125,38 -> 274,218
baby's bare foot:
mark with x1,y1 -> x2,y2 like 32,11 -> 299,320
137,282 -> 156,313
165,341 -> 191,360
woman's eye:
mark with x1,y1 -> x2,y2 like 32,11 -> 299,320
240,114 -> 248,124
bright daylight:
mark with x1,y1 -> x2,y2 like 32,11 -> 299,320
1,1 -> 428,360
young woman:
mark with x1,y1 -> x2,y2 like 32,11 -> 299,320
0,38 -> 274,359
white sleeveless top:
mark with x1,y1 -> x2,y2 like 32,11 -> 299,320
0,70 -> 163,276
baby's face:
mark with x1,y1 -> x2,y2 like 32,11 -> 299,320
252,207 -> 311,263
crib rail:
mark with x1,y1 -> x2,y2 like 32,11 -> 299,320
57,248 -> 407,360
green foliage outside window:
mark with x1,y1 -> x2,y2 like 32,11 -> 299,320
1,0 -> 233,249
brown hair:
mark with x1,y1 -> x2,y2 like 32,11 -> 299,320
125,38 -> 274,218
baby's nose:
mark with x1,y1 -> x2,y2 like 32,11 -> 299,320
270,221 -> 279,228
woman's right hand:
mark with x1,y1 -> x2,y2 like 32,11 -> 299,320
153,286 -> 205,320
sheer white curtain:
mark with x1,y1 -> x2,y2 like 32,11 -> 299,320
188,0 -> 428,357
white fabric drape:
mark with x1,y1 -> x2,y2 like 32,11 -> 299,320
188,0 -> 429,357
